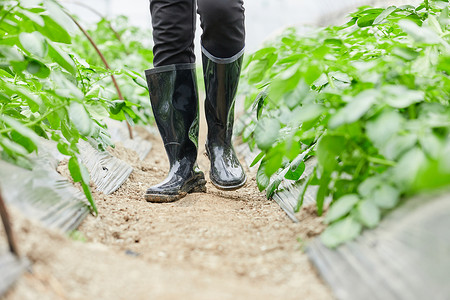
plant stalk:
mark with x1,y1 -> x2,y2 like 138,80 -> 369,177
0,187 -> 20,257
60,0 -> 125,47
65,12 -> 134,140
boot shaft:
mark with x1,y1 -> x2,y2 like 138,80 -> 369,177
202,54 -> 243,145
145,63 -> 199,167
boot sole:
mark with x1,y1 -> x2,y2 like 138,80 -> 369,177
144,175 -> 207,203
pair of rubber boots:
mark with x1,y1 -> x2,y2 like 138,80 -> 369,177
144,54 -> 246,203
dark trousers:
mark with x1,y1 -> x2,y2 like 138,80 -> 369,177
149,0 -> 245,67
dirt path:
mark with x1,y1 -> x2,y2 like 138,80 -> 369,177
3,107 -> 332,299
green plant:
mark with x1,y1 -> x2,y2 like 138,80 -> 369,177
70,14 -> 154,125
240,0 -> 450,247
0,0 -> 151,214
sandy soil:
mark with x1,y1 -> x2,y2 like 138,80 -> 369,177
2,110 -> 332,299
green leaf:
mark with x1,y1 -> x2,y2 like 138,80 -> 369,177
285,161 -> 305,181
427,15 -> 443,36
19,32 -> 48,57
39,15 -> 72,44
85,102 -> 109,121
357,200 -> 380,228
19,9 -> 45,26
0,137 -> 29,156
44,1 -> 76,31
357,13 -> 379,27
419,133 -> 442,159
68,156 -> 82,182
2,83 -> 43,112
42,0 -> 76,36
321,217 -> 362,248
325,194 -> 359,223
48,42 -> 76,74
256,164 -> 270,192
316,135 -> 346,171
382,133 -> 417,160
412,157 -> 450,192
68,155 -> 97,214
10,131 -> 37,153
392,47 -> 419,61
316,174 -> 330,216
26,58 -> 50,78
264,151 -> 283,177
439,6 -> 450,27
382,85 -> 424,108
371,185 -> 400,209
391,148 -> 426,189
57,141 -> 71,156
358,177 -> 382,197
366,110 -> 402,150
79,162 -> 90,184
304,65 -> 322,85
250,151 -> 265,167
254,118 -> 280,150
81,181 -> 97,215
328,89 -> 378,128
68,102 -> 94,136
290,104 -> 324,124
52,72 -> 84,100
2,115 -> 39,144
398,19 -> 440,44
264,150 -> 283,177
373,6 -> 397,25
0,45 -> 24,62
266,177 -> 282,199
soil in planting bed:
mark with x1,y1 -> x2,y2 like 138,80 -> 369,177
3,110 -> 331,299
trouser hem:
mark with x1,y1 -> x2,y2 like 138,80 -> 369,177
201,45 -> 245,64
145,63 -> 196,76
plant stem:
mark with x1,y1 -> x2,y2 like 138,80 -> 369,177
367,156 -> 396,167
408,104 -> 417,120
64,12 -> 134,140
326,72 -> 336,89
60,0 -> 127,48
0,187 -> 20,257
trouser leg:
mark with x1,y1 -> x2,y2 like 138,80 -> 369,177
149,0 -> 246,66
149,0 -> 196,66
198,0 -> 246,190
197,0 -> 246,61
147,0 -> 246,192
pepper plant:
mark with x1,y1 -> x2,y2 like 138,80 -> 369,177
0,0 -> 151,214
240,0 -> 450,247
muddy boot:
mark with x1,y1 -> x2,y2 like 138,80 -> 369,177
144,63 -> 206,202
203,53 -> 246,190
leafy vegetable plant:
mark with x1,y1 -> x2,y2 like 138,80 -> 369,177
0,0 -> 151,214
240,0 -> 450,247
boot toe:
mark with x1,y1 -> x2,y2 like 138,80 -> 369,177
210,166 -> 246,190
145,171 -> 207,202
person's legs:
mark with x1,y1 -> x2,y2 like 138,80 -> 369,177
198,0 -> 247,190
197,0 -> 245,62
145,0 -> 206,202
150,0 -> 196,66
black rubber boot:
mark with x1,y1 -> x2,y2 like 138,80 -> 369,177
144,63 -> 206,203
203,53 -> 246,190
